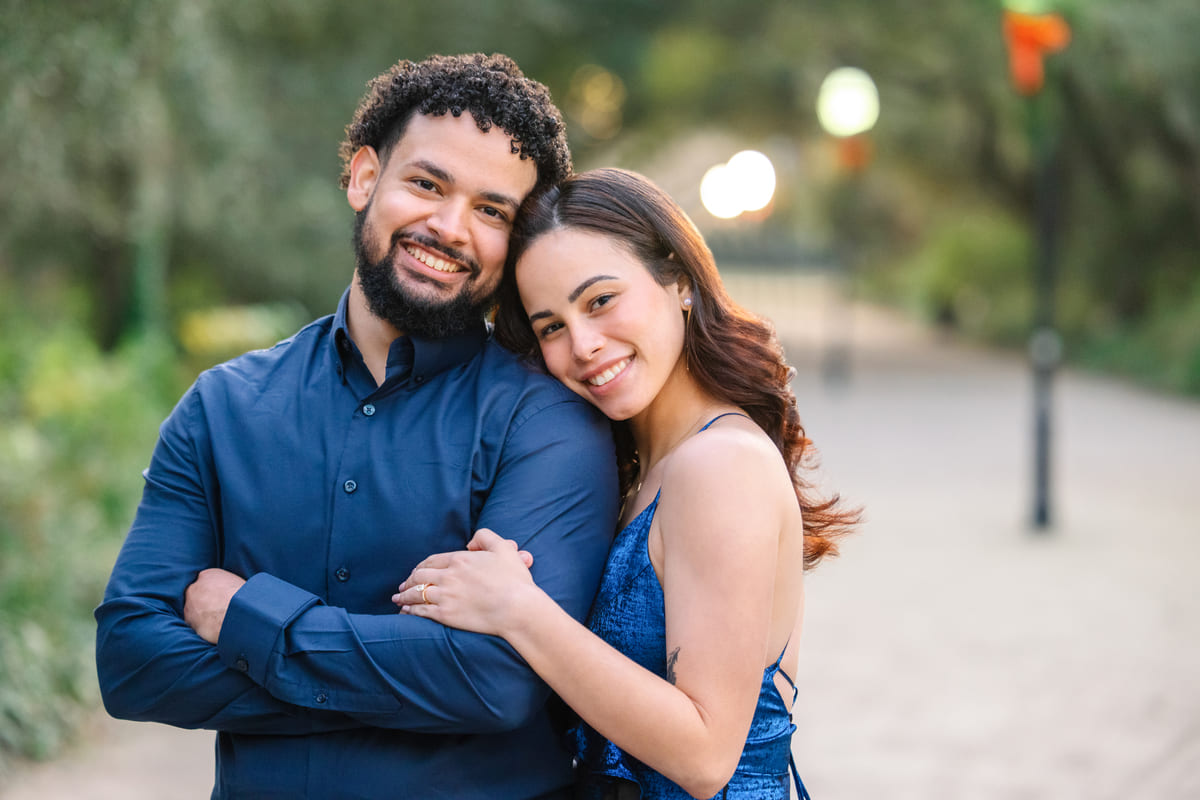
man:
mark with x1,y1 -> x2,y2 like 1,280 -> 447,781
95,53 -> 619,799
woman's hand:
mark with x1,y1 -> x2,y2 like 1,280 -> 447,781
392,529 -> 538,637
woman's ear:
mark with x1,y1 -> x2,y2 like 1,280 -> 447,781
346,146 -> 380,212
676,276 -> 694,310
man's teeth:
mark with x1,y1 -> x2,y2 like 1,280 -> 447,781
588,359 -> 630,387
407,246 -> 461,273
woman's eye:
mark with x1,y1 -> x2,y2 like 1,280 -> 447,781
590,293 -> 615,311
537,321 -> 563,339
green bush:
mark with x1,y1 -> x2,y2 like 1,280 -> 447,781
1073,274 -> 1200,395
0,283 -> 184,769
879,207 -> 1033,346
0,275 -> 307,770
867,200 -> 1200,398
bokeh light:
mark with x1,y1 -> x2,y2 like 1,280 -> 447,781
700,150 -> 777,219
816,67 -> 880,138
700,164 -> 743,219
727,150 -> 776,212
569,64 -> 626,140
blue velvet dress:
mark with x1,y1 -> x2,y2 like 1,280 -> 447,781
570,484 -> 811,800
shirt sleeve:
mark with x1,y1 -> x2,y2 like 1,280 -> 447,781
94,385 -> 363,735
214,395 -> 619,734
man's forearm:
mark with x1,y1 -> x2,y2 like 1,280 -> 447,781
95,593 -> 363,735
214,572 -> 551,734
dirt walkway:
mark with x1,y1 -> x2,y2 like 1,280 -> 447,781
2,713 -> 212,799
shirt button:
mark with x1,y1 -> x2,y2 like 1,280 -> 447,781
343,479 -> 357,494
315,692 -> 328,704
362,403 -> 376,416
235,656 -> 249,673
413,375 -> 425,385
335,566 -> 351,582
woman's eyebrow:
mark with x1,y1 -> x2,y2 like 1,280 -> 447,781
568,274 -> 619,302
527,275 -> 620,323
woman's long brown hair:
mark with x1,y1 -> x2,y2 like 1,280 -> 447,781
494,168 -> 859,568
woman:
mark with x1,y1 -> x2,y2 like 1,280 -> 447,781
393,168 -> 858,799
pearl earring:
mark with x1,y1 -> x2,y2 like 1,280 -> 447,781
682,297 -> 692,309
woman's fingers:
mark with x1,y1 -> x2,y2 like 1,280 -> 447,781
468,529 -> 533,566
393,567 -> 441,605
393,583 -> 433,608
467,528 -> 507,551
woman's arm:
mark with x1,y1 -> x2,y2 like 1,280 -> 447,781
396,428 -> 794,798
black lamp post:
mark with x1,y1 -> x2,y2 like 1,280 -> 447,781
1003,5 -> 1071,530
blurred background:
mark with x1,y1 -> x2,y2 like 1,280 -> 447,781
2,0 -> 1198,796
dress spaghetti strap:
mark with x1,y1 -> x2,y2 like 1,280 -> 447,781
773,656 -> 812,799
770,639 -> 812,799
697,412 -> 750,432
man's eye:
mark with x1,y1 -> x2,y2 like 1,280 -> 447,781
480,206 -> 508,221
413,179 -> 437,191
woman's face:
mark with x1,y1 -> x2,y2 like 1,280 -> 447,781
516,227 -> 688,421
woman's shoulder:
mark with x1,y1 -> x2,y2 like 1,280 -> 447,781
668,414 -> 784,486
658,415 -> 793,531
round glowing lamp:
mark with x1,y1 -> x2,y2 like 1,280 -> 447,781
727,150 -> 776,212
816,67 -> 880,138
700,164 -> 743,219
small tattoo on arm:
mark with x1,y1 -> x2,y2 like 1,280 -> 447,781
665,647 -> 680,685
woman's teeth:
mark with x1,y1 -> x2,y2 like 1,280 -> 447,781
588,358 -> 630,387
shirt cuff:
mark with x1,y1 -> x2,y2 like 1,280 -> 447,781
217,572 -> 321,686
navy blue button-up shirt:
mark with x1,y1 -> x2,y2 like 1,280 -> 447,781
95,289 -> 619,799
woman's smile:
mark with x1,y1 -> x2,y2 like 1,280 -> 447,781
583,357 -> 632,388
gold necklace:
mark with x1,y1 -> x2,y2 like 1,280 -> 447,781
633,406 -> 731,494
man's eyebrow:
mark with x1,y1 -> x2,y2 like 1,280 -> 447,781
412,160 -> 521,212
412,160 -> 452,185
480,190 -> 522,213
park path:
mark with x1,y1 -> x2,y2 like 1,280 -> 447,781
4,272 -> 1198,799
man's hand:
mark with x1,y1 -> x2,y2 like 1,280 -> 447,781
184,568 -> 246,644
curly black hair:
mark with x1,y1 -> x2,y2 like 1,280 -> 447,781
338,53 -> 571,193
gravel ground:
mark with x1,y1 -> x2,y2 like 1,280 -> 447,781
5,272 -> 1197,799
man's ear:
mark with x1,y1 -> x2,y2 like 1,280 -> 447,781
347,146 -> 380,212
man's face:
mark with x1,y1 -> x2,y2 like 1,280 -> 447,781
347,112 -> 538,337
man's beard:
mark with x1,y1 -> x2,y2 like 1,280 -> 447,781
353,208 -> 494,338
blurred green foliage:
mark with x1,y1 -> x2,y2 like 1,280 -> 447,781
1,0 -> 1198,767
0,274 -> 186,769
882,207 -> 1034,346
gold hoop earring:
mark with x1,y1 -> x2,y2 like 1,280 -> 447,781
681,296 -> 694,372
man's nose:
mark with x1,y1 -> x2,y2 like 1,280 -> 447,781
426,198 -> 470,245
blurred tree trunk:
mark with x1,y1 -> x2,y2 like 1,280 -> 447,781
126,75 -> 171,342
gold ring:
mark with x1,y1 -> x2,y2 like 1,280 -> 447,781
420,584 -> 433,605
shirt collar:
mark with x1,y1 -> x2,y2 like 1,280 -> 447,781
331,286 -> 489,386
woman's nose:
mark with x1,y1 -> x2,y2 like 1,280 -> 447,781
572,324 -> 604,361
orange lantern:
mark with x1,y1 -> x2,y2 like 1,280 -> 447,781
1002,10 -> 1071,95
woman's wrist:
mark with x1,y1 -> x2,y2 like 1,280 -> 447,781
502,581 -> 554,641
